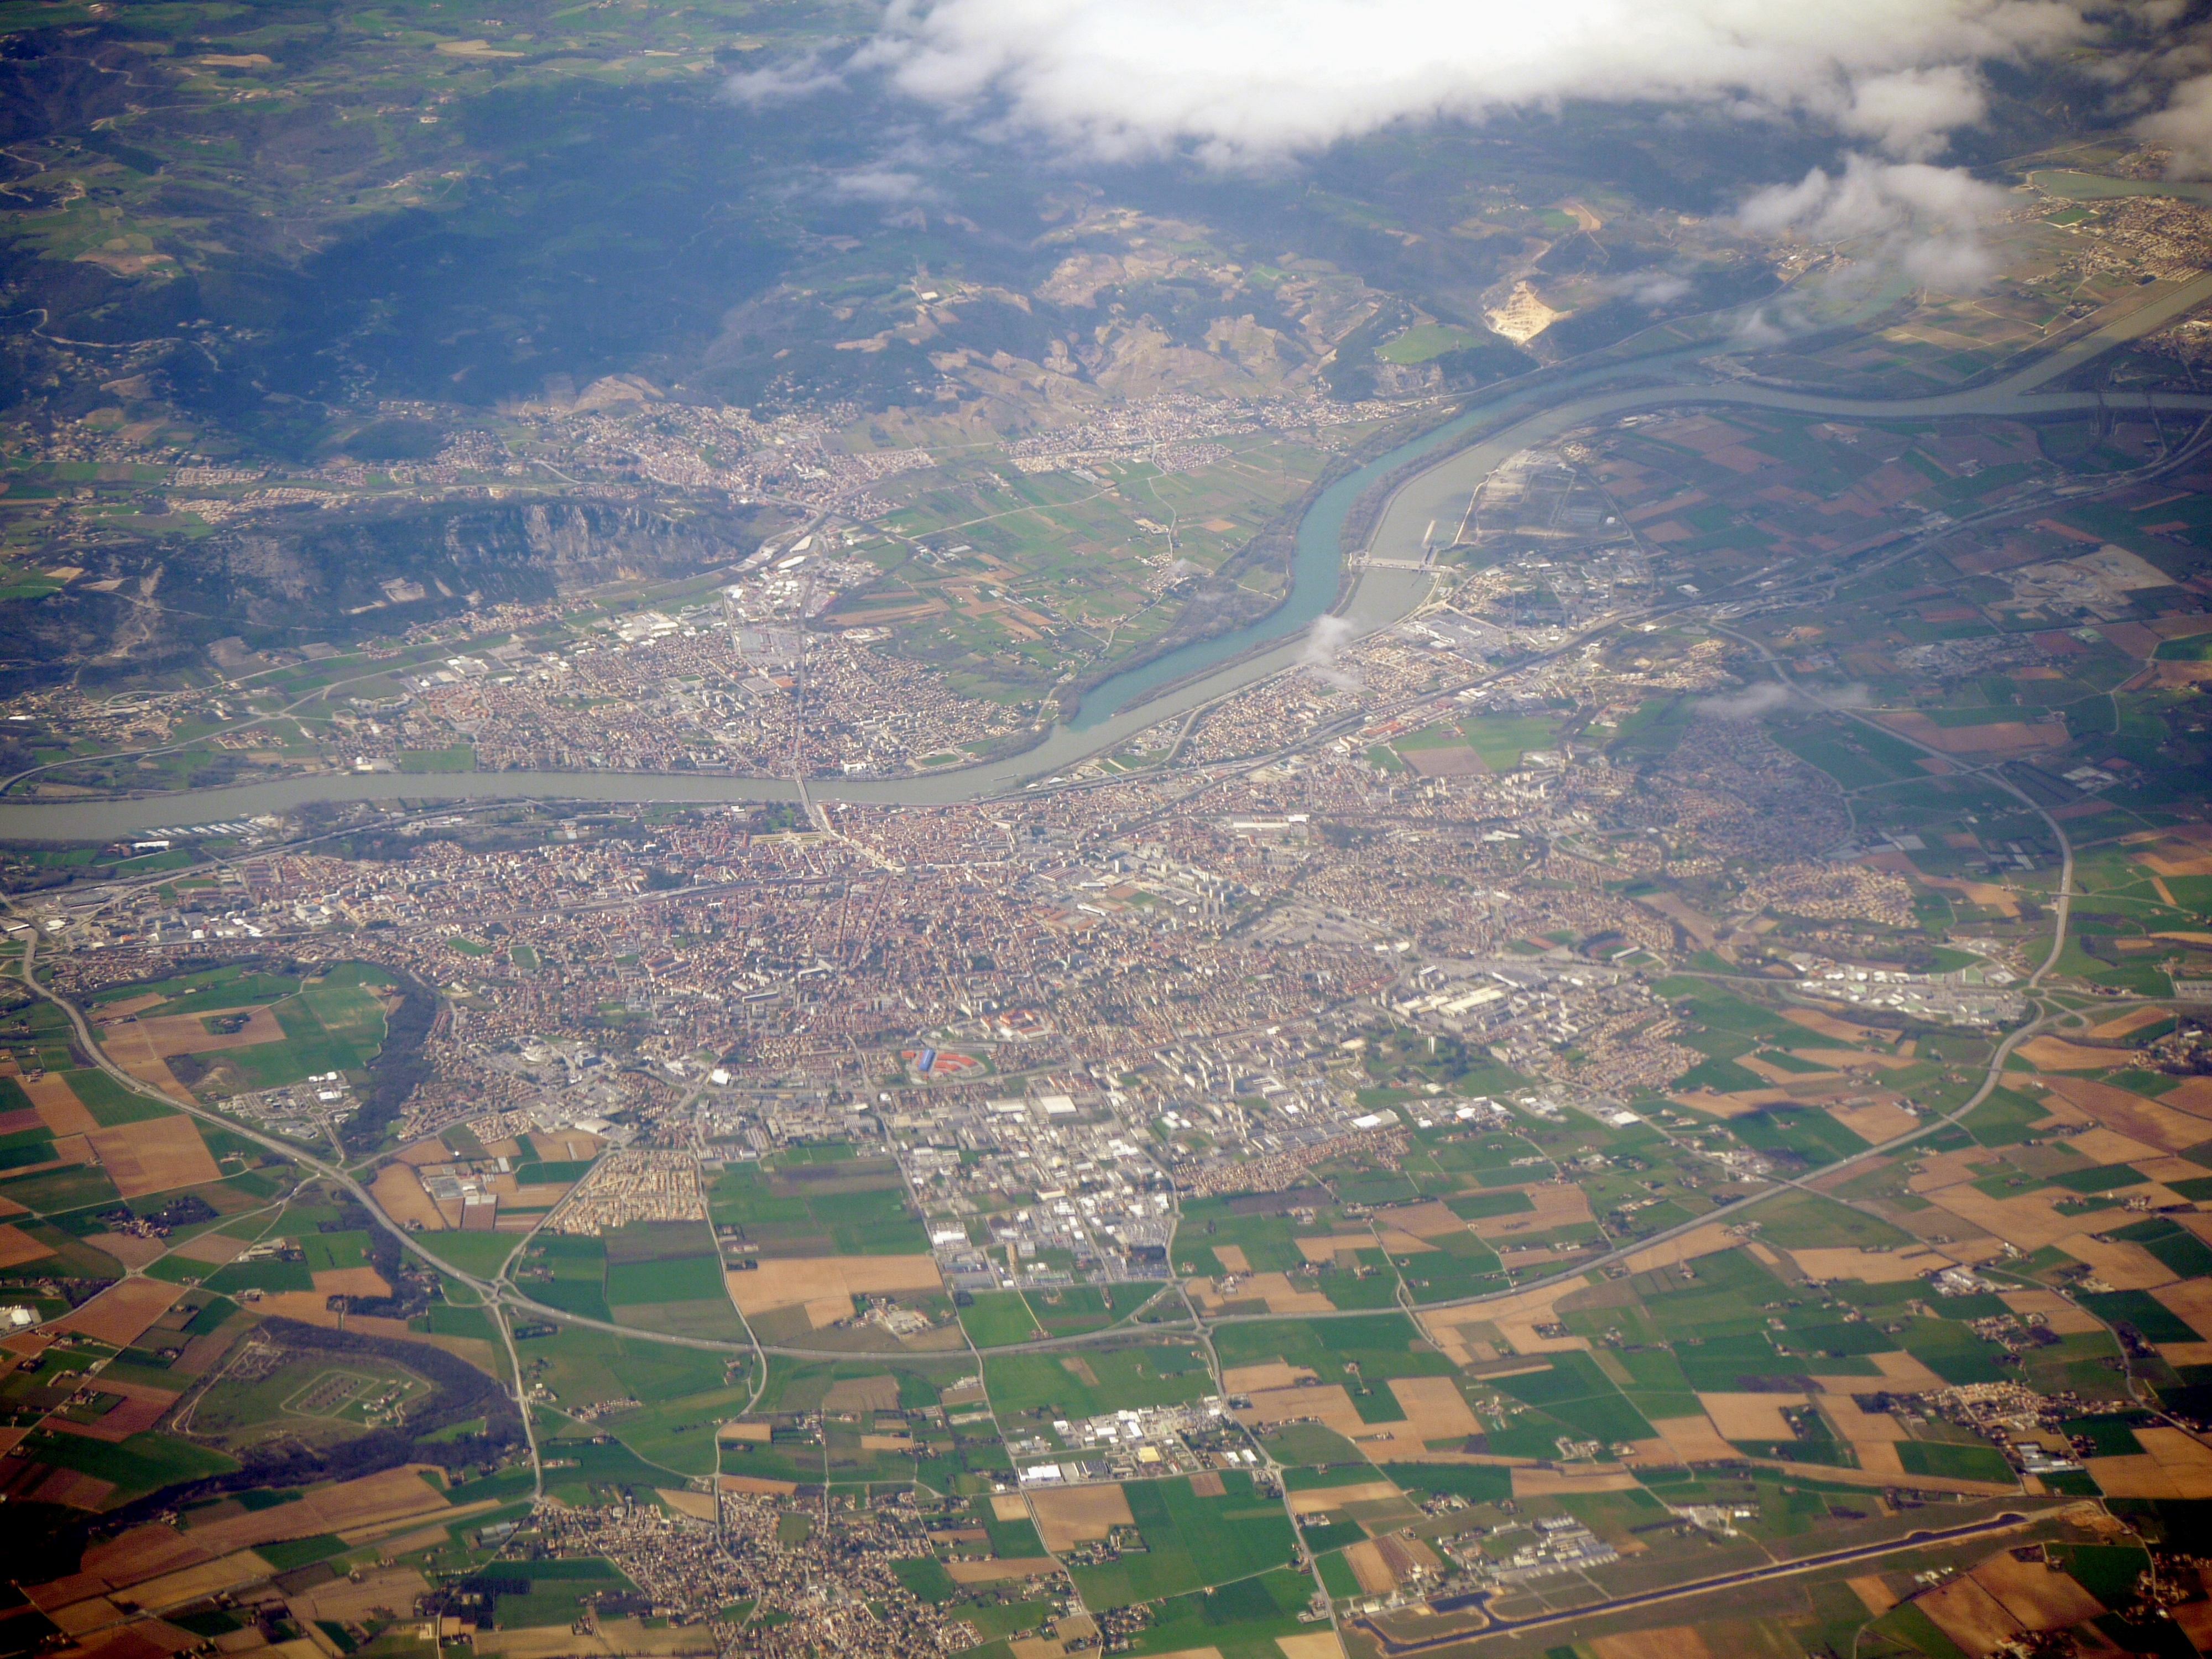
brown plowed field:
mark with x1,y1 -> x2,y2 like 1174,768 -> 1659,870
1916,1575 -> 2023,1654
183,1467 -> 447,1551
945,1559 -> 1062,1583
0,1222 -> 50,1269
88,1119 -> 218,1199
1468,1184 -> 1592,1240
126,1008 -> 284,1055
373,1166 -> 446,1231
1030,1484 -> 1134,1550
310,1267 -> 391,1298
23,1074 -> 101,1135
51,1279 -> 182,1347
1386,1376 -> 1478,1440
726,1255 -> 941,1328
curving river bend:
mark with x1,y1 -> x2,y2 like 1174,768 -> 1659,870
4,269 -> 2210,844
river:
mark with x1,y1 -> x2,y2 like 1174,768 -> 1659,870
4,267 -> 2210,844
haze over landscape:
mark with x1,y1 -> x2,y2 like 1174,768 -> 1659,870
4,6 -> 2212,1659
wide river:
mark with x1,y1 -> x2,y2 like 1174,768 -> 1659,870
5,270 -> 2211,844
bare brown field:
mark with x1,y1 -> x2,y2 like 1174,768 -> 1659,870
1668,1089 -> 1786,1117
945,1559 -> 1062,1584
91,1024 -> 194,1103
1342,1540 -> 1397,1595
1917,1574 -> 2024,1653
1223,1362 -> 1317,1392
1877,712 -> 2067,754
373,1165 -> 446,1231
1239,1383 -> 1366,1438
1386,1376 -> 1478,1439
656,1490 -> 717,1521
1848,1577 -> 1900,1616
1785,1245 -> 1952,1283
23,1074 -> 101,1136
184,1467 -> 448,1552
2178,1604 -> 2212,1655
718,1475 -> 798,1496
719,1422 -> 772,1443
88,1119 -> 219,1200
2164,1077 -> 2212,1115
991,1494 -> 1031,1521
529,1129 -> 602,1162
1620,1224 -> 1736,1274
112,1551 -> 278,1614
1591,1627 -> 1713,1659
1240,1272 -> 1334,1314
1923,1184 -> 2081,1254
2015,1035 -> 2136,1071
310,1267 -> 392,1298
1825,1100 -> 1922,1143
2054,1231 -> 2174,1290
2044,1078 -> 2209,1151
81,1526 -> 211,1590
28,1469 -> 113,1510
1970,1550 -> 2104,1629
1644,1415 -> 1736,1463
473,1621 -> 716,1658
1296,1235 -> 1378,1265
726,1255 -> 942,1328
246,1292 -> 416,1341
286,1566 -> 429,1626
46,1379 -> 176,1443
1375,1202 -> 1465,1238
2062,1124 -> 2168,1167
1782,1007 -> 1891,1045
1289,1482 -> 1399,1515
1030,1484 -> 1134,1551
2153,1277 -> 2212,1334
52,1279 -> 182,1347
821,1375 -> 900,1413
127,1008 -> 285,1055
1212,1244 -> 1251,1274
1188,1470 -> 1226,1497
1511,1468 -> 1639,1496
0,1223 -> 49,1269
1697,1394 -> 1803,1439
1275,1635 -> 1345,1659
166,1229 -> 250,1266
1819,1393 -> 1906,1443
1865,1352 -> 1949,1391
1469,1184 -> 1592,1240
1854,1442 -> 1905,1475
1998,1288 -> 2101,1334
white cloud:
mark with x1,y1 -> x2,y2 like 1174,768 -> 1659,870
858,0 -> 2085,163
1297,614 -> 1362,690
724,51 -> 847,106
1736,154 -> 2014,290
829,168 -> 935,201
1837,66 -> 1988,158
2140,72 -> 2212,176
1698,682 -> 1872,718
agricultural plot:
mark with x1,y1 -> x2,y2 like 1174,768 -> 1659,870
986,1344 -> 1216,1421
1066,1472 -> 1299,1609
603,1220 -> 747,1341
92,962 -> 393,1102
